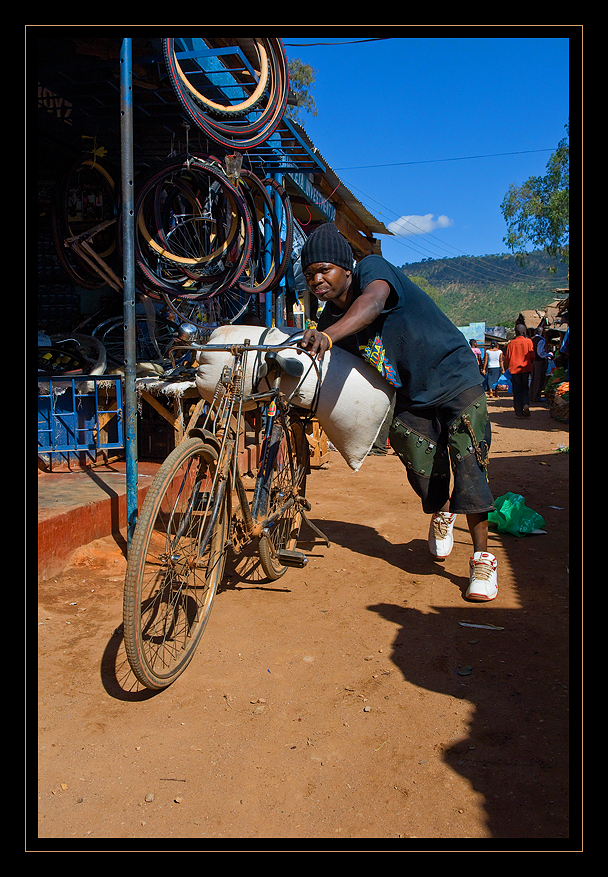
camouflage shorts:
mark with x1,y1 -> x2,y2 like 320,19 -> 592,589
389,386 -> 494,515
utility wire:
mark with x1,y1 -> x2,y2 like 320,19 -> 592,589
334,148 -> 554,170
284,39 -> 392,46
341,174 -> 562,287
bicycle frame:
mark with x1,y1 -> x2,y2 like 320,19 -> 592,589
65,217 -> 122,291
178,335 -> 328,559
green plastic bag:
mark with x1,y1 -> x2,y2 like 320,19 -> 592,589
488,492 -> 546,536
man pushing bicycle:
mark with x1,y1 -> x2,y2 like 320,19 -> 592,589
299,223 -> 498,602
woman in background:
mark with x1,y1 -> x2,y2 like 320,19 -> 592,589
482,340 -> 504,398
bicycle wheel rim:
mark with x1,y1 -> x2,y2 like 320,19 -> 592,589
123,439 -> 229,688
164,38 -> 288,149
134,156 -> 253,297
166,37 -> 271,116
52,157 -> 119,289
161,286 -> 252,327
135,158 -> 243,268
255,415 -> 308,580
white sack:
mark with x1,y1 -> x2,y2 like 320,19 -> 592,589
195,324 -> 395,471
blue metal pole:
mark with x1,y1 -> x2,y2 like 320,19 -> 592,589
264,197 -> 273,327
120,39 -> 138,546
273,173 -> 285,328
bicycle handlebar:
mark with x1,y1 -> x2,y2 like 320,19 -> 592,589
166,330 -> 323,385
170,331 -> 309,356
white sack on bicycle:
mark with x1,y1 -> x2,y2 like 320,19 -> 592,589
195,325 -> 395,471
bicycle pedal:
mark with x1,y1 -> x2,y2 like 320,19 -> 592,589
275,549 -> 308,568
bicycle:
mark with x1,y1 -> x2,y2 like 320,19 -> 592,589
122,332 -> 329,690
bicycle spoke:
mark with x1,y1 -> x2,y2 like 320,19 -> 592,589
123,438 -> 228,688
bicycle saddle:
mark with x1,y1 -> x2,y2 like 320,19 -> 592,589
257,349 -> 304,379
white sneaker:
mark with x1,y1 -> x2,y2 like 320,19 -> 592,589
428,512 -> 457,559
466,552 -> 498,601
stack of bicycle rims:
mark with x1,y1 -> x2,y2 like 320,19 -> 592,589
134,153 -> 293,326
134,154 -> 253,300
163,38 -> 289,151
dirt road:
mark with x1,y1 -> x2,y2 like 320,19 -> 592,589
35,396 -> 572,848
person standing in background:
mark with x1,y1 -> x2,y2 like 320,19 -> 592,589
503,325 -> 534,418
469,339 -> 483,368
530,324 -> 550,404
482,340 -> 504,398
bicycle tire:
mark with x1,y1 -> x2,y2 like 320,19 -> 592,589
235,170 -> 281,295
52,157 -> 119,289
138,172 -> 240,269
255,412 -> 309,580
166,37 -> 271,116
163,38 -> 289,150
123,437 -> 230,689
133,156 -> 253,298
241,176 -> 294,294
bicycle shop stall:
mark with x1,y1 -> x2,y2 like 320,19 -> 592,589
36,35 -> 389,574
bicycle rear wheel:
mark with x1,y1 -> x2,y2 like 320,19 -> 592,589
255,411 -> 309,580
123,437 -> 229,689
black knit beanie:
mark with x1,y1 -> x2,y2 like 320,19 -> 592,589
300,223 -> 354,272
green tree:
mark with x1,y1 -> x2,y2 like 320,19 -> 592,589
285,58 -> 317,122
501,121 -> 569,271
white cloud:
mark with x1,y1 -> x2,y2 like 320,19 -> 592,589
388,213 -> 453,238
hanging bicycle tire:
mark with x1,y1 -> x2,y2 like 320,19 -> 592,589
163,38 -> 289,150
165,38 -> 271,117
133,155 -> 253,299
237,175 -> 294,295
52,156 -> 120,289
234,168 -> 279,294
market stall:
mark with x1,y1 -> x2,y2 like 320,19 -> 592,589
37,36 -> 390,513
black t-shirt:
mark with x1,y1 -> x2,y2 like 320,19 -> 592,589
316,254 -> 482,412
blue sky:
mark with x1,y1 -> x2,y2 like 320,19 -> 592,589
281,33 -> 572,268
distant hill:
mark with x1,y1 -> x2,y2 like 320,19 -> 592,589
398,251 -> 568,327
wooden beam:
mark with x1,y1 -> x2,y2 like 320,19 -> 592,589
314,176 -> 378,259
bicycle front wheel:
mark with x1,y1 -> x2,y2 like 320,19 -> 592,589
255,413 -> 309,580
123,437 -> 229,689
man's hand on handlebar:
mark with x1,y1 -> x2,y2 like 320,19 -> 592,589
298,328 -> 332,360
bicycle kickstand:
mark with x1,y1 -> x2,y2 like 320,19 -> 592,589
300,498 -> 330,547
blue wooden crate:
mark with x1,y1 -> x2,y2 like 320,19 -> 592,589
38,375 -> 124,461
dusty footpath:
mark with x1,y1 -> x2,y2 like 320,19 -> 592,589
34,396 -> 574,849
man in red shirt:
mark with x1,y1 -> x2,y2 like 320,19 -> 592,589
503,325 -> 534,417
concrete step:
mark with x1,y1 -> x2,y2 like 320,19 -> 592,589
37,462 -> 160,581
